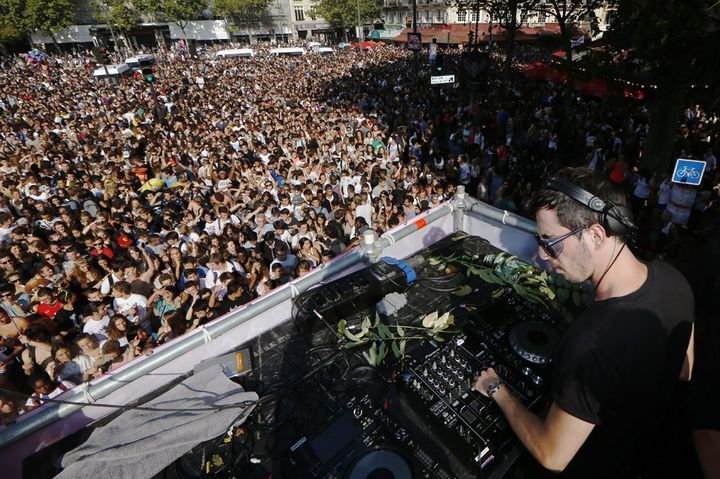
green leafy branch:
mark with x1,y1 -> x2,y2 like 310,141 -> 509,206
429,251 -> 593,308
338,311 -> 456,367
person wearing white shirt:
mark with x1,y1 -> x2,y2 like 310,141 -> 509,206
24,376 -> 76,412
291,222 -> 316,251
204,254 -> 243,290
82,303 -> 112,342
354,193 -> 373,228
204,207 -> 241,236
111,281 -> 149,330
100,266 -> 125,296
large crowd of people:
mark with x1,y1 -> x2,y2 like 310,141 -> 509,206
0,39 -> 717,429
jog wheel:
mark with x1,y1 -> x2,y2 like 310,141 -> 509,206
345,448 -> 412,479
509,321 -> 560,365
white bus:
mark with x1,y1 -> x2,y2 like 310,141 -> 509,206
93,63 -> 132,84
215,48 -> 255,59
314,47 -> 335,55
124,54 -> 156,70
269,47 -> 306,56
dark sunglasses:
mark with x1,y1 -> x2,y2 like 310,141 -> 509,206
535,225 -> 588,259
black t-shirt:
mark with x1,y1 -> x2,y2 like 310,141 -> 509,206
214,292 -> 252,317
54,307 -> 81,335
552,261 -> 694,478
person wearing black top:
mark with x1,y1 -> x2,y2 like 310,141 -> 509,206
474,167 -> 695,478
212,281 -> 253,317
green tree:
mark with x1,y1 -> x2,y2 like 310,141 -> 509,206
482,0 -> 540,72
310,0 -> 382,40
214,0 -> 271,27
0,0 -> 25,49
534,0 -> 603,64
93,0 -> 141,53
132,0 -> 208,47
24,0 -> 79,52
607,0 -> 720,176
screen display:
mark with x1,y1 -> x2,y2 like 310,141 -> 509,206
309,412 -> 360,463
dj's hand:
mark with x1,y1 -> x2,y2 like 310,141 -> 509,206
473,368 -> 501,398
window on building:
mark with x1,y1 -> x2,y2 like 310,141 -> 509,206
471,10 -> 479,22
457,10 -> 467,22
537,11 -> 546,23
295,7 -> 304,21
425,10 -> 432,22
436,10 -> 443,22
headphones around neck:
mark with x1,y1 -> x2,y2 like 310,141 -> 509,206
543,177 -> 638,236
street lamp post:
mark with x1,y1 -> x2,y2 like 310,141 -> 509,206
413,0 -> 417,34
356,0 -> 362,57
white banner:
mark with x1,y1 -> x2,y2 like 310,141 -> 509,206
431,75 -> 455,85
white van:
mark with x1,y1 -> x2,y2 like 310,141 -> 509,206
93,63 -> 131,84
314,47 -> 335,55
215,48 -> 255,59
125,54 -> 156,70
269,47 -> 306,56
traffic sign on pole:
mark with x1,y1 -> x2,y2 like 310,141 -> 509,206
672,158 -> 706,186
431,75 -> 455,85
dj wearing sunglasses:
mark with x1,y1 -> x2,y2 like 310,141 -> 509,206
473,167 -> 695,478
535,225 -> 589,260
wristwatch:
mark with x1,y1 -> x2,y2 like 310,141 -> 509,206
486,380 -> 504,398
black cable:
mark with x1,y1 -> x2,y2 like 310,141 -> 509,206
418,270 -> 462,282
592,242 -> 626,297
0,387 -> 257,412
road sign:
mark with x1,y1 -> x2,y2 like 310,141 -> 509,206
672,158 -> 706,186
407,32 -> 422,52
431,75 -> 455,85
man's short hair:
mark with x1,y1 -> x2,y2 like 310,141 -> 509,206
533,167 -> 627,234
112,281 -> 132,295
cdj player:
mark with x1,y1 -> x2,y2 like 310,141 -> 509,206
398,291 -> 564,477
289,394 -> 456,479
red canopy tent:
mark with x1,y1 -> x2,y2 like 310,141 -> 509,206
352,41 -> 380,49
521,61 -> 567,84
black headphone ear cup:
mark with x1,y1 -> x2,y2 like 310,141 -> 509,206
603,203 -> 634,236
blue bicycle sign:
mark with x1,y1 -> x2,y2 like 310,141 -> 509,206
672,158 -> 706,186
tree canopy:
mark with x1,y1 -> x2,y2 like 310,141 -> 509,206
132,0 -> 208,28
213,0 -> 272,26
606,0 -> 720,174
310,0 -> 382,29
535,0 -> 604,60
24,0 -> 79,34
99,0 -> 142,32
0,0 -> 25,45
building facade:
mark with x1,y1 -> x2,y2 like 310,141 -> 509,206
380,0 -> 614,37
30,0 -> 339,50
